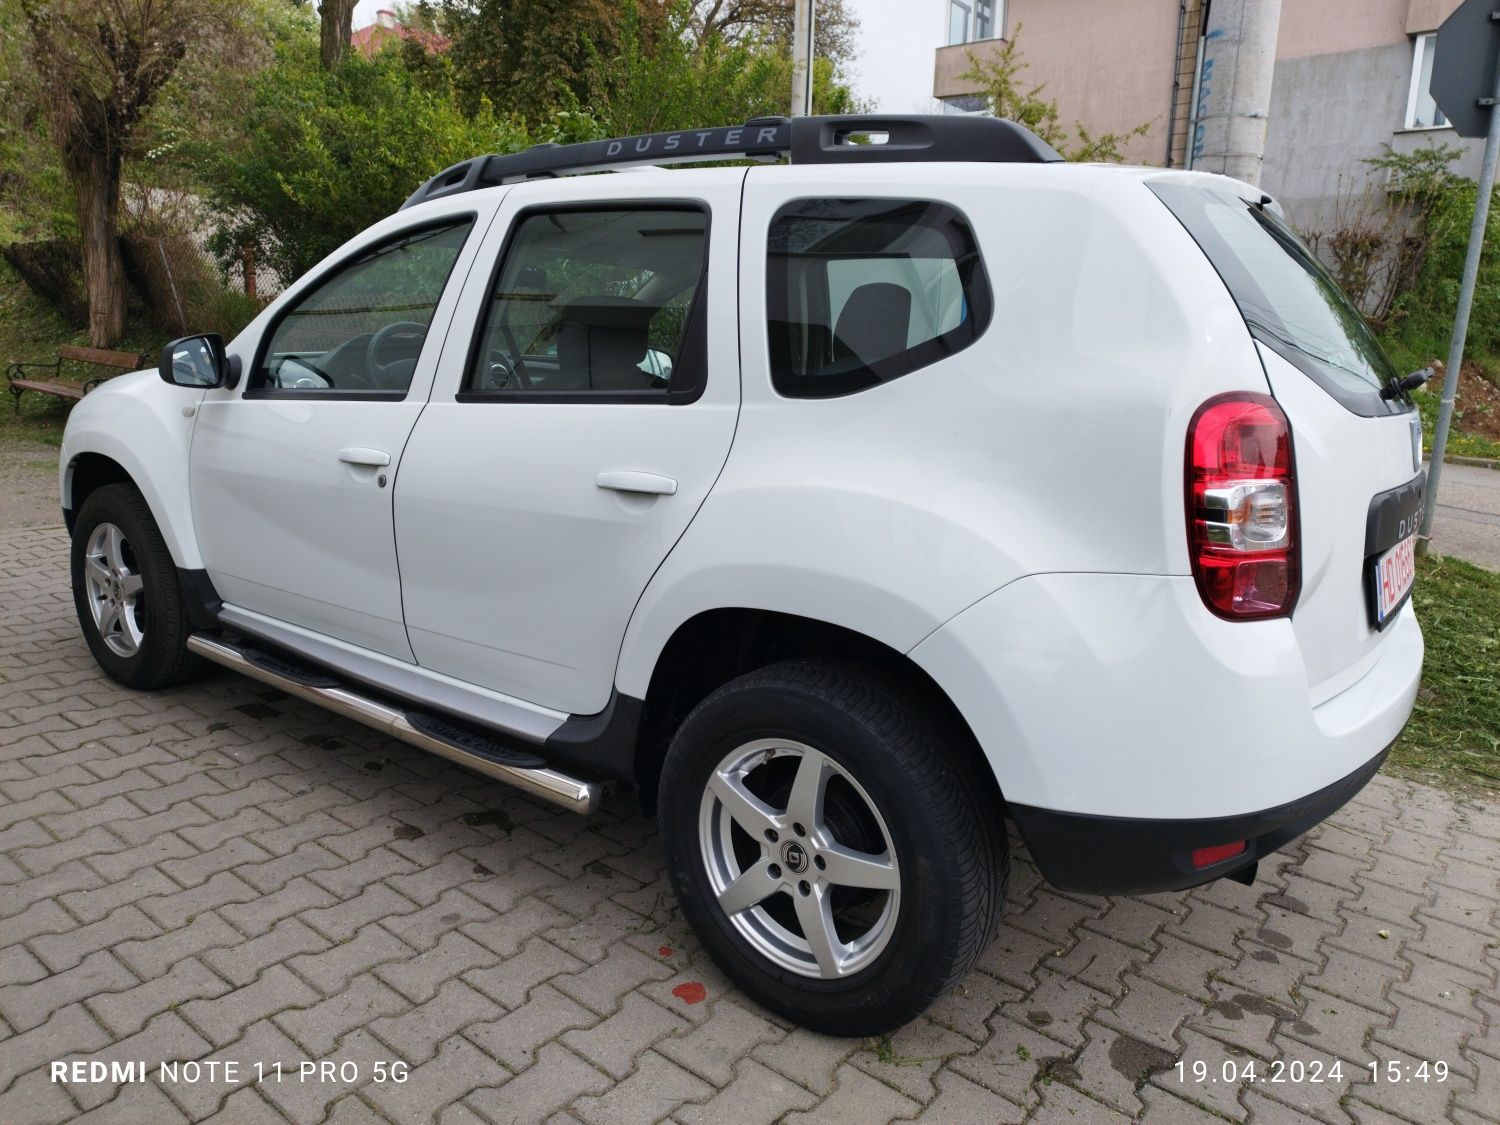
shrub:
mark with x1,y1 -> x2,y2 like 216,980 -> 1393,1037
195,45 -> 535,285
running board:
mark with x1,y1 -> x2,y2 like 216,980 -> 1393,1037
186,634 -> 612,814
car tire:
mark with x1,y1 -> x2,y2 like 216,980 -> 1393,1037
658,659 -> 1006,1036
71,483 -> 206,690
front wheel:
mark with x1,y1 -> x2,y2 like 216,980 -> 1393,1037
71,483 -> 205,690
658,660 -> 1005,1036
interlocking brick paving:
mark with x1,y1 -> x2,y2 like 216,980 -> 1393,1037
1,525 -> 1496,1123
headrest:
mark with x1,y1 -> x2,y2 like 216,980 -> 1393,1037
834,282 -> 912,368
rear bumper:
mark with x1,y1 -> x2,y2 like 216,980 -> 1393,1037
1008,742 -> 1390,894
910,572 -> 1421,821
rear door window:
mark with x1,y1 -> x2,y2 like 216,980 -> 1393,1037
1149,180 -> 1408,417
766,198 -> 991,398
463,206 -> 708,402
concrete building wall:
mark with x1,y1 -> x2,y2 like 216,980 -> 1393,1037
1262,0 -> 1482,233
934,0 -> 1182,164
1261,42 -> 1417,230
928,0 -> 1481,229
1407,0 -> 1463,34
1276,0 -> 1408,60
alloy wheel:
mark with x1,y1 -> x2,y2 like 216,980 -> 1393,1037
83,522 -> 146,658
698,739 -> 901,979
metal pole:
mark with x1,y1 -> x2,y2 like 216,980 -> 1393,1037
791,0 -> 816,116
1419,35 -> 1500,554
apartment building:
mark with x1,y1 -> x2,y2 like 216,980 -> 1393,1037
932,0 -> 1484,229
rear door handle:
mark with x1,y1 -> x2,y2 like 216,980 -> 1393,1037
338,447 -> 391,467
596,471 -> 677,496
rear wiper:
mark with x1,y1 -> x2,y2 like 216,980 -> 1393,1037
1380,366 -> 1433,401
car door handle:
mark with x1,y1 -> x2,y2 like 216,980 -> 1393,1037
337,447 -> 391,467
596,471 -> 677,496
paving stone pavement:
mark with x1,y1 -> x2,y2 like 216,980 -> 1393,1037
2,523 -> 1498,1125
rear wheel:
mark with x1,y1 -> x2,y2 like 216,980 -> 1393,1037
658,660 -> 1005,1036
71,483 -> 205,690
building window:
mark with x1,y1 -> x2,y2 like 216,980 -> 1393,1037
948,0 -> 1000,46
1405,33 -> 1448,130
941,95 -> 988,115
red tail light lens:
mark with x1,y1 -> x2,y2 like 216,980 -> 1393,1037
1186,393 -> 1299,619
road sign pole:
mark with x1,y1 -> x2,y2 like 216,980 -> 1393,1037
1419,24 -> 1500,555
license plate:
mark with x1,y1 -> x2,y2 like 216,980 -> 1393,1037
1372,534 -> 1416,626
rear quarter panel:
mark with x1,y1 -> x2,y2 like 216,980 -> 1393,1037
616,165 -> 1273,697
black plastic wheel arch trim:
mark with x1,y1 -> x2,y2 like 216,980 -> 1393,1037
543,690 -> 645,781
177,567 -> 224,633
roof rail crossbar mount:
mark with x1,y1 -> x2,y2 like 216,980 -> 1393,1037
399,114 -> 1062,210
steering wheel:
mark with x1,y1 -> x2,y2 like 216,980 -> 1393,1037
365,321 -> 429,388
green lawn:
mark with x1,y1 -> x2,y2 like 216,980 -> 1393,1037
1390,553 -> 1500,798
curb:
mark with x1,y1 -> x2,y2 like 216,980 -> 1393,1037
1424,454 -> 1500,471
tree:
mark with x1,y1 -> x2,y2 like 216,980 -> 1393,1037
17,0 -> 233,346
437,0 -> 640,124
197,44 -> 533,283
588,1 -> 784,135
691,0 -> 858,71
319,0 -> 356,68
957,27 -> 1149,162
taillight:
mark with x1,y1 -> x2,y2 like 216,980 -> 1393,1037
1186,393 -> 1299,619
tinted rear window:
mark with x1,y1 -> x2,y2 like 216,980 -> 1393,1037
766,198 -> 991,398
1150,181 -> 1407,417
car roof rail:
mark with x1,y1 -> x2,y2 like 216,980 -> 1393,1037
398,114 -> 1063,211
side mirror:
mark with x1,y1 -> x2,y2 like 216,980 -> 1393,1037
159,334 -> 228,389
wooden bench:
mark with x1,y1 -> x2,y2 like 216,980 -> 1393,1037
7,344 -> 147,412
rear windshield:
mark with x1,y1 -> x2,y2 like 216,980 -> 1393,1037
1149,181 -> 1408,417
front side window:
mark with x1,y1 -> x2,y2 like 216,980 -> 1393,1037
1151,181 -> 1407,417
767,198 -> 992,398
465,207 -> 708,399
254,220 -> 473,396
1406,33 -> 1448,130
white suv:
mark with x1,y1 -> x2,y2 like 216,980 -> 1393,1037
59,116 -> 1425,1035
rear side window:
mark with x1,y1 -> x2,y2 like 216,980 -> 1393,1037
767,198 -> 991,398
1149,181 -> 1406,418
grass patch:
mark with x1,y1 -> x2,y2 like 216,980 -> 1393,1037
1412,385 -> 1500,461
1389,553 -> 1500,798
1385,335 -> 1500,461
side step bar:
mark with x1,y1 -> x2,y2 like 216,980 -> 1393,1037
186,634 -> 613,814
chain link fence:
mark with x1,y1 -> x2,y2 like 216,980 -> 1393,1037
119,186 -> 282,340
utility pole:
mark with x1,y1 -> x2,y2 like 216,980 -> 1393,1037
1190,0 -> 1283,183
791,0 -> 816,116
